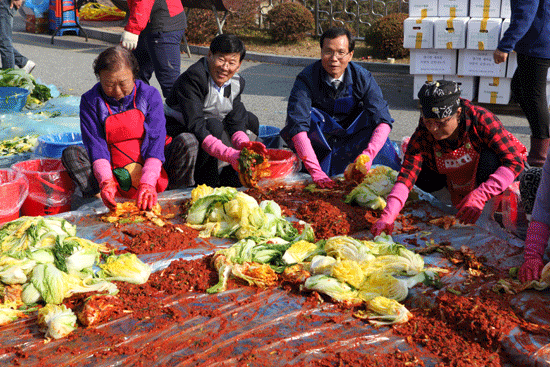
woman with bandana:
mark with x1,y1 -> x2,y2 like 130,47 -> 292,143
371,80 -> 527,236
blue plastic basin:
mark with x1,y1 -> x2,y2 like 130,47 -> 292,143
35,132 -> 83,158
0,87 -> 30,112
258,125 -> 282,149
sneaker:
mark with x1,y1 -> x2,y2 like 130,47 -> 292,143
22,60 -> 36,74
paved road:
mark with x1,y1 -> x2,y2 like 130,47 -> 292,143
12,12 -> 532,148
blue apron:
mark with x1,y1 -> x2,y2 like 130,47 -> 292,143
305,85 -> 401,176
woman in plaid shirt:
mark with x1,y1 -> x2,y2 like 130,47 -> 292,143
371,80 -> 527,236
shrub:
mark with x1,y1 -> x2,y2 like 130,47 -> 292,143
185,0 -> 262,45
364,13 -> 409,59
266,2 -> 314,43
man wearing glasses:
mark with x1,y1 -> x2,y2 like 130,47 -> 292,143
371,80 -> 527,235
164,34 -> 266,187
280,27 -> 401,188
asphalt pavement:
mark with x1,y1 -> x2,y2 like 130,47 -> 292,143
11,11 -> 532,149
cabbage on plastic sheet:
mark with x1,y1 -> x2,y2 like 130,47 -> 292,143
0,301 -> 26,326
98,253 -> 151,285
63,273 -> 118,298
0,217 -> 76,255
324,236 -> 374,263
355,296 -> 413,326
207,238 -> 291,293
282,240 -> 323,265
31,263 -> 67,305
309,255 -> 337,275
37,304 -> 77,340
358,273 -> 409,302
187,186 -> 301,241
344,166 -> 398,210
21,282 -> 42,304
0,257 -> 36,284
302,274 -> 363,307
187,186 -> 238,225
332,259 -> 365,289
52,236 -> 107,274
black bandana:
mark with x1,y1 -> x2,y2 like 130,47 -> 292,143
418,80 -> 461,119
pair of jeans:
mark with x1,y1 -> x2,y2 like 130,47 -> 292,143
132,29 -> 185,98
512,53 -> 550,139
0,4 -> 28,69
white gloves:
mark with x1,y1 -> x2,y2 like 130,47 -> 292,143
121,31 -> 139,51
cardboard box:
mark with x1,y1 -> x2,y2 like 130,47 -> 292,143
478,77 -> 511,104
444,75 -> 478,100
466,18 -> 502,51
409,0 -> 438,17
438,0 -> 470,17
403,17 -> 435,49
500,0 -> 511,18
434,17 -> 469,49
506,51 -> 517,78
469,0 -> 501,17
413,74 -> 445,99
25,13 -> 49,34
457,49 -> 506,77
410,49 -> 458,75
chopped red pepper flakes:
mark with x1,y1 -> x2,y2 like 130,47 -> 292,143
6,182 -> 549,367
119,222 -> 204,254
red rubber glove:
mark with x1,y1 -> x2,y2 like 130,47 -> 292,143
240,141 -> 268,156
370,182 -> 409,237
456,166 -> 516,224
455,189 -> 486,224
518,221 -> 549,283
100,179 -> 118,210
136,183 -> 157,211
316,177 -> 336,189
371,219 -> 394,237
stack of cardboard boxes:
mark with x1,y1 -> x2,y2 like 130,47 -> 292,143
404,0 -> 520,104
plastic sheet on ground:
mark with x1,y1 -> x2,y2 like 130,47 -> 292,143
0,181 -> 548,367
0,96 -> 81,168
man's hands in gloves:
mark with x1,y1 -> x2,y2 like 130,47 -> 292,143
240,141 -> 268,156
121,31 -> 139,51
291,131 -> 334,188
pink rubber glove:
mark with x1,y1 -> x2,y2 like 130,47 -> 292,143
136,183 -> 157,211
292,131 -> 334,188
370,182 -> 409,236
456,166 -> 516,224
519,221 -> 549,283
140,157 -> 162,187
93,159 -> 117,209
231,131 -> 268,155
359,123 -> 392,172
202,134 -> 241,170
99,179 -> 118,210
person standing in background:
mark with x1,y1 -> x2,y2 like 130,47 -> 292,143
0,0 -> 35,72
119,0 -> 186,98
493,0 -> 550,167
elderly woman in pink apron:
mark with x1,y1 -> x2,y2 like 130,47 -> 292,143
62,46 -> 197,211
371,80 -> 527,236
